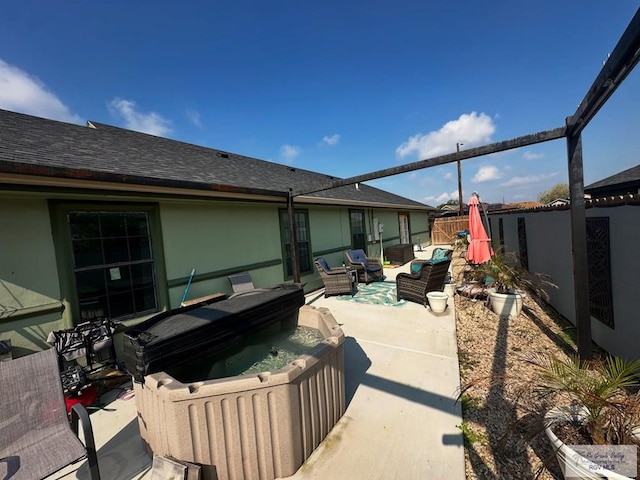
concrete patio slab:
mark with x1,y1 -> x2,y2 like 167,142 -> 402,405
49,245 -> 464,480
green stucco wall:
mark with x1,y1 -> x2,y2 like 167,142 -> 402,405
0,197 -> 65,354
410,211 -> 430,247
305,206 -> 353,291
0,191 -> 430,356
159,201 -> 285,306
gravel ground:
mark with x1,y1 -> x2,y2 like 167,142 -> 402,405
451,250 -> 577,480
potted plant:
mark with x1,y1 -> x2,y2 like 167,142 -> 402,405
469,249 -> 554,318
458,353 -> 640,479
528,354 -> 640,479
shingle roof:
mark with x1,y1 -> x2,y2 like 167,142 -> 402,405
585,164 -> 640,194
0,109 -> 431,210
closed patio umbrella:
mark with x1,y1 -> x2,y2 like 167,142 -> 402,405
466,195 -> 493,265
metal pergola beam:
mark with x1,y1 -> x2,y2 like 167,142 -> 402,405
564,7 -> 640,359
288,9 -> 640,363
566,8 -> 640,137
293,127 -> 566,197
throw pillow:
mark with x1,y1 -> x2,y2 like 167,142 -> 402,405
411,262 -> 424,273
431,248 -> 450,260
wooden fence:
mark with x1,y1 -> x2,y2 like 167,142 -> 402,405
431,216 -> 469,245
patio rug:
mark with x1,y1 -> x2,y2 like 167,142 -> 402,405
337,281 -> 406,307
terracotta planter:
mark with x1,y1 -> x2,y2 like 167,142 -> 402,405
426,291 -> 448,313
488,290 -> 524,318
544,408 -> 635,480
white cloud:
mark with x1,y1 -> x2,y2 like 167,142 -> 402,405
280,144 -> 301,162
322,134 -> 340,146
424,190 -> 459,204
472,165 -> 502,183
500,172 -> 558,187
0,59 -> 80,123
396,112 -> 496,159
443,172 -> 453,181
523,151 -> 544,160
109,98 -> 171,136
186,109 -> 203,128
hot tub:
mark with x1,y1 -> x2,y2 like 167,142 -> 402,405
133,305 -> 345,480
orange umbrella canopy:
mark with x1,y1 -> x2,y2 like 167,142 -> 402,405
466,196 -> 493,265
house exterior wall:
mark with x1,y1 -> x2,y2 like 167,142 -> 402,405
159,201 -> 285,306
409,211 -> 430,248
0,197 -> 67,355
306,207 -> 352,291
0,191 -> 425,355
489,204 -> 640,361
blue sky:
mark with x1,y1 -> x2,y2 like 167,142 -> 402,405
1,1 -> 639,205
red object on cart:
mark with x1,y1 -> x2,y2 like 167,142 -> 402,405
65,385 -> 97,414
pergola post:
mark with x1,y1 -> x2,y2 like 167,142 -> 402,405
566,131 -> 592,360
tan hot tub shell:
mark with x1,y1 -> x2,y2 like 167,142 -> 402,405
133,304 -> 345,480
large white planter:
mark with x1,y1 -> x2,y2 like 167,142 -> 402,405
426,291 -> 448,313
488,290 -> 524,318
544,408 -> 635,480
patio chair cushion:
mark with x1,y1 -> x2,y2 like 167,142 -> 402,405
349,251 -> 382,272
349,249 -> 367,263
431,248 -> 451,260
411,262 -> 423,273
345,249 -> 384,283
427,257 -> 450,265
316,257 -> 331,272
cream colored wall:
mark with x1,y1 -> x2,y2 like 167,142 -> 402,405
490,205 -> 640,362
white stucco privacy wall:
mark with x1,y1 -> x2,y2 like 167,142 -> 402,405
489,204 -> 640,362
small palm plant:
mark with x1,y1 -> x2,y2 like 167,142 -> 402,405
457,353 -> 640,477
526,354 -> 640,445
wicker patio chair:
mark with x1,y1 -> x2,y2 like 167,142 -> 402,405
315,257 -> 356,297
344,249 -> 384,284
396,258 -> 452,307
0,347 -> 101,480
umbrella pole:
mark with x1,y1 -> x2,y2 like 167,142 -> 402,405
474,192 -> 492,242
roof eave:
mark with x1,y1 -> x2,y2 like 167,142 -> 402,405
295,195 -> 434,210
0,162 -> 289,200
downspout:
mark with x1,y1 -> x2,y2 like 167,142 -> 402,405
287,189 -> 301,284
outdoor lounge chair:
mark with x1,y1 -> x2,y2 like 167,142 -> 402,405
344,249 -> 384,284
314,257 -> 357,297
228,271 -> 255,293
0,347 -> 101,480
396,257 -> 452,307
